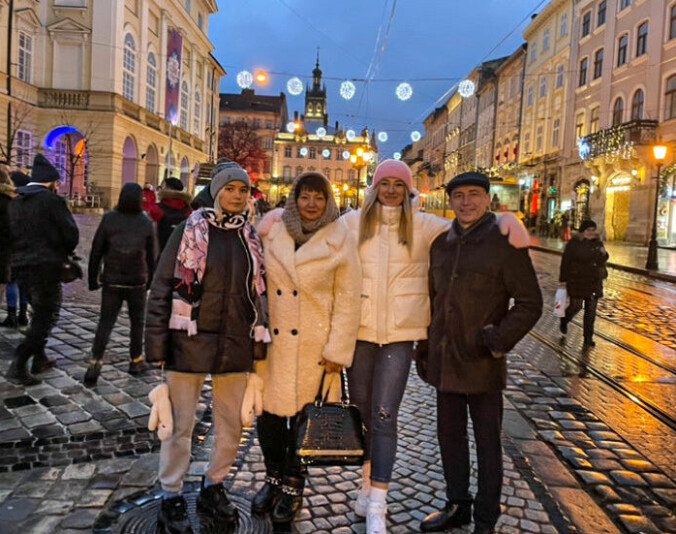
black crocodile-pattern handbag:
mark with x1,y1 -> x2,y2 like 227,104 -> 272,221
294,369 -> 365,466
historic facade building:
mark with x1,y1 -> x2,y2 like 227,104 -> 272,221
270,57 -> 376,207
0,0 -> 224,207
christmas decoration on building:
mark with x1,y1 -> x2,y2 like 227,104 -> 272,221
342,150 -> 351,160
346,129 -> 356,141
410,130 -> 421,142
377,131 -> 388,143
322,149 -> 331,158
393,152 -> 402,160
286,121 -> 297,133
340,80 -> 356,100
316,127 -> 327,137
236,70 -> 253,89
300,147 -> 309,157
458,79 -> 476,98
287,77 -> 304,96
396,82 -> 413,101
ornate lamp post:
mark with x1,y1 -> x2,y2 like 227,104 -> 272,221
350,144 -> 371,208
646,143 -> 668,270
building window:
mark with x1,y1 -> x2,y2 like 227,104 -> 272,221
297,148 -> 304,158
612,97 -> 624,126
529,43 -> 537,64
619,0 -> 631,10
324,168 -> 331,180
523,132 -> 531,154
539,76 -> 547,98
197,13 -> 204,30
296,166 -> 303,176
193,91 -> 201,134
15,130 -> 32,167
631,88 -> 644,120
309,147 -> 316,159
284,146 -> 292,158
556,64 -> 565,88
336,169 -> 343,180
185,0 -> 191,13
581,11 -> 591,38
18,32 -> 32,83
636,22 -> 648,56
578,57 -> 588,87
575,113 -> 585,138
180,80 -> 189,130
266,120 -> 273,129
590,107 -> 600,133
527,85 -> 534,106
671,5 -> 676,40
597,1 -> 607,27
122,34 -> 136,101
560,13 -> 568,37
552,118 -> 561,148
617,34 -> 628,66
667,76 -> 676,120
283,166 -> 291,178
146,52 -> 157,112
253,118 -> 260,129
542,28 -> 550,51
593,48 -> 604,79
535,124 -> 544,152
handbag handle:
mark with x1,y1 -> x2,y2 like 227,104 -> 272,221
314,369 -> 351,406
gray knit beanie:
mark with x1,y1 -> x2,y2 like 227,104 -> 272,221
209,159 -> 250,199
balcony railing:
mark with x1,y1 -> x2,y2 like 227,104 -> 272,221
38,89 -> 90,110
579,119 -> 658,161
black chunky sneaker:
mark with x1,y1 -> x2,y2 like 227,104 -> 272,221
196,479 -> 238,531
155,495 -> 193,534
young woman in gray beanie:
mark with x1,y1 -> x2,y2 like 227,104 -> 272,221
145,164 -> 270,533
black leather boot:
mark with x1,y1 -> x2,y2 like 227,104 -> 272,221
196,477 -> 238,531
252,474 -> 282,515
0,307 -> 17,328
6,345 -> 40,386
31,348 -> 56,374
156,495 -> 193,533
17,304 -> 28,327
83,359 -> 103,388
421,502 -> 472,532
472,525 -> 496,534
271,475 -> 305,523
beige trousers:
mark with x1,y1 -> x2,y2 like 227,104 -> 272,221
159,370 -> 247,492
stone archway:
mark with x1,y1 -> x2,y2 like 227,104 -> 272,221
144,144 -> 159,186
122,136 -> 138,185
604,172 -> 632,241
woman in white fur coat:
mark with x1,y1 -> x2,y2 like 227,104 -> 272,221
252,172 -> 361,524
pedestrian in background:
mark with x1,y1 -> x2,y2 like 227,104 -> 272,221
252,172 -> 361,525
558,219 -> 608,350
84,183 -> 157,387
142,182 -> 157,213
145,164 -> 269,533
0,168 -> 15,315
419,172 -> 542,534
148,177 -> 192,251
6,154 -> 79,386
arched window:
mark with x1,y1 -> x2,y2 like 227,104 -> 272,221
612,97 -> 624,126
631,89 -> 644,120
180,80 -> 190,130
146,52 -> 157,112
122,34 -> 136,101
666,75 -> 676,120
193,90 -> 202,134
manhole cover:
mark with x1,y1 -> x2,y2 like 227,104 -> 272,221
114,491 -> 273,533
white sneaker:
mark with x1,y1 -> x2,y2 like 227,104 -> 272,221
366,501 -> 387,534
354,491 -> 369,517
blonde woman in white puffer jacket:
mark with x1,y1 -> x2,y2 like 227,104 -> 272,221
342,159 -> 529,534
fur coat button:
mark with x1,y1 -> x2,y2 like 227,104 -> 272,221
276,289 -> 282,296
291,329 -> 298,336
273,328 -> 279,335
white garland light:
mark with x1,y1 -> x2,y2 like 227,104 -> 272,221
393,152 -> 402,160
286,121 -> 297,133
346,129 -> 356,141
377,131 -> 388,143
236,70 -> 253,89
458,79 -> 476,98
396,82 -> 413,101
410,131 -> 421,142
322,149 -> 331,158
363,151 -> 373,162
342,150 -> 351,160
287,77 -> 304,96
300,147 -> 309,157
340,80 -> 356,100
316,127 -> 327,137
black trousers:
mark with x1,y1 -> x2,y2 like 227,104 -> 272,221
564,295 -> 598,343
257,411 -> 306,481
91,285 -> 146,360
437,389 -> 503,530
14,265 -> 62,355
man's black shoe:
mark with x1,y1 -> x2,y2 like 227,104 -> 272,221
421,503 -> 472,532
473,525 -> 496,534
7,345 -> 40,386
156,495 -> 193,534
31,349 -> 56,374
559,318 -> 567,335
271,476 -> 304,523
196,480 -> 238,530
252,475 -> 281,514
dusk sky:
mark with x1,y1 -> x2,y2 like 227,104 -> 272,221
209,0 -> 546,158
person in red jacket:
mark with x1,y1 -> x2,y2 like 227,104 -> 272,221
142,183 -> 157,213
148,178 -> 192,251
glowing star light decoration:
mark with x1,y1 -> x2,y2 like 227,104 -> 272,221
346,129 -> 356,141
393,152 -> 402,160
300,147 -> 309,157
377,131 -> 388,143
322,149 -> 331,158
340,80 -> 356,100
458,79 -> 476,98
287,77 -> 303,96
286,121 -> 297,133
342,150 -> 351,160
236,70 -> 253,89
316,127 -> 327,138
410,131 -> 421,142
396,82 -> 413,101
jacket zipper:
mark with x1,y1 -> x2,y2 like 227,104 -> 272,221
238,230 -> 258,338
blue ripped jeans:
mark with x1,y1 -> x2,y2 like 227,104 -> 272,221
347,340 -> 414,483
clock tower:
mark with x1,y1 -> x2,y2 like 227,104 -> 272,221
304,50 -> 327,124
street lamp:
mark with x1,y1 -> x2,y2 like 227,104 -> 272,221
350,143 -> 370,208
646,143 -> 668,270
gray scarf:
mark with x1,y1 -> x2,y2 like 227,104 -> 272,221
282,174 -> 340,246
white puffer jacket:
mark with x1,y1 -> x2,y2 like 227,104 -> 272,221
342,207 -> 450,345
